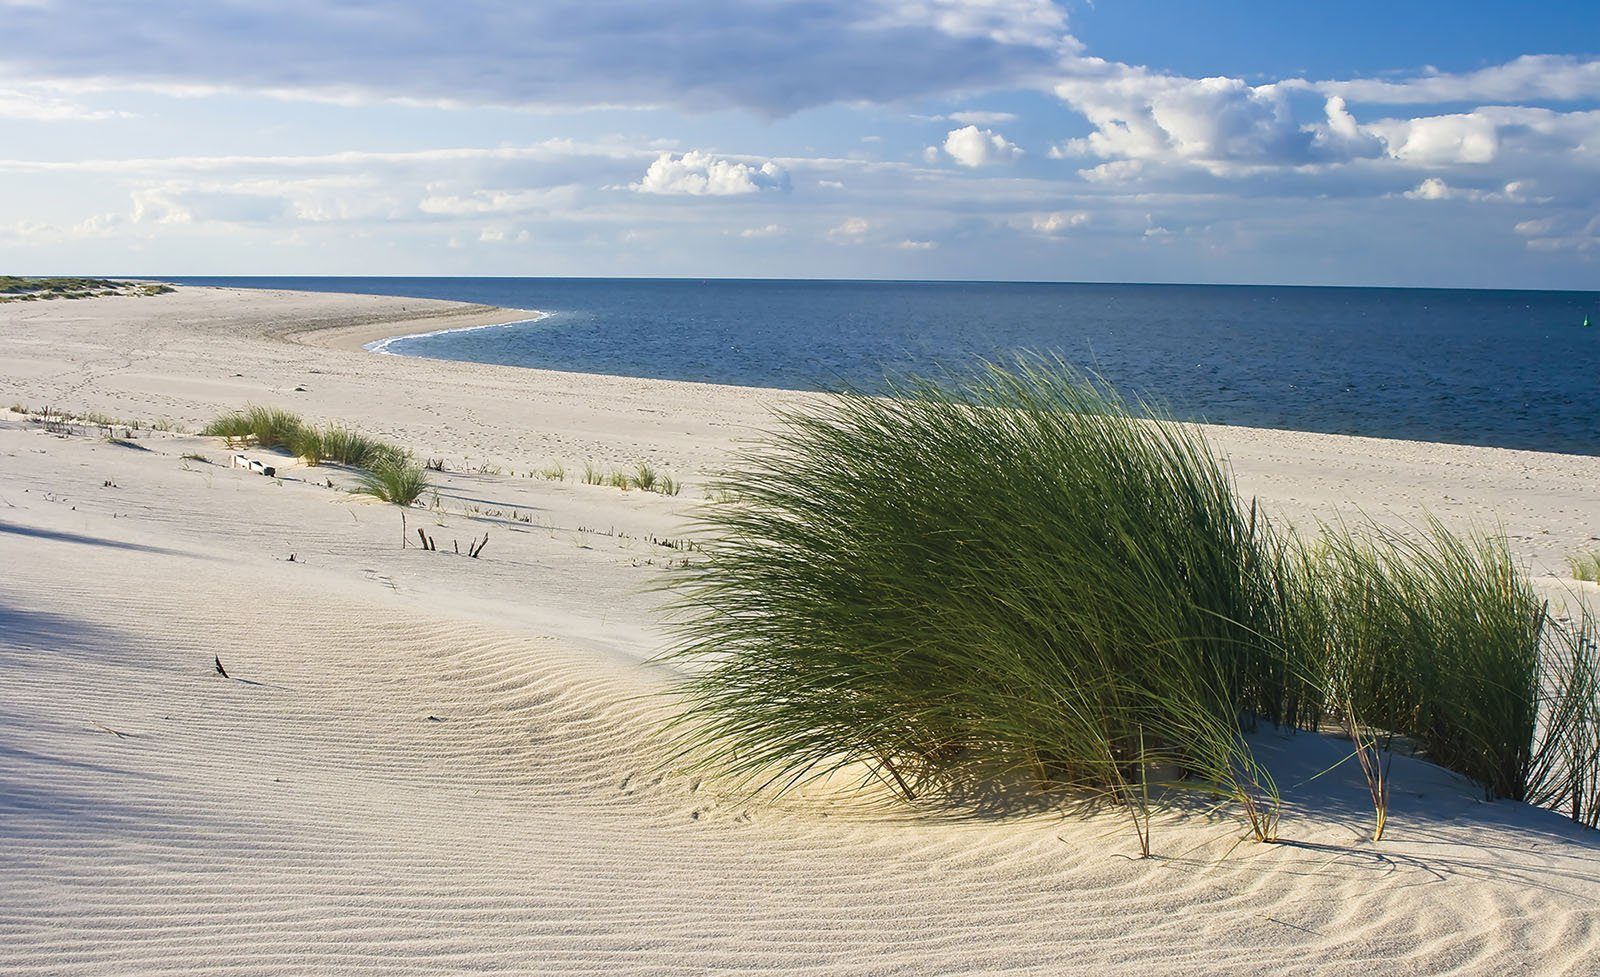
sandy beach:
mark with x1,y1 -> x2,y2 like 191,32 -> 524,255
3,285 -> 1598,975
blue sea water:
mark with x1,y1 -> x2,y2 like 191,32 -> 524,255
172,277 -> 1600,455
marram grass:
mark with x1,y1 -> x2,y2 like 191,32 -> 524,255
202,405 -> 304,449
668,359 -> 1291,839
352,457 -> 430,506
666,358 -> 1600,843
203,405 -> 426,505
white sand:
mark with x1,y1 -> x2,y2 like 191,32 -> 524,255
1,286 -> 1597,975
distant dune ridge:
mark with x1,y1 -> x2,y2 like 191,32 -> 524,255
2,285 -> 1598,975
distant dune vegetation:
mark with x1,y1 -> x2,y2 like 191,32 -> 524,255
0,276 -> 174,302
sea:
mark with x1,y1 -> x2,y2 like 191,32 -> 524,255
171,277 -> 1600,455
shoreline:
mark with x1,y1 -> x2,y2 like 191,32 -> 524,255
263,290 -> 537,351
285,283 -> 1597,460
363,309 -> 551,355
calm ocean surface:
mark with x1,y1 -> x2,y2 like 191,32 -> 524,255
173,277 -> 1600,455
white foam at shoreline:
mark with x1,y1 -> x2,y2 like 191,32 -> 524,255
364,309 -> 550,355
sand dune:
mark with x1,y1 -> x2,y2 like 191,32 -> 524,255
2,286 -> 1598,975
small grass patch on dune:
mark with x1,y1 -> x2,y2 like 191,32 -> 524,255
352,458 -> 430,506
203,407 -> 407,469
1569,551 -> 1600,583
202,405 -> 426,505
203,405 -> 305,449
577,460 -> 682,495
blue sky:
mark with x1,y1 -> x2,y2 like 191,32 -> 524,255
1,0 -> 1597,287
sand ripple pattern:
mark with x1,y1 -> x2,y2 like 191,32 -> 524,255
2,518 -> 1597,975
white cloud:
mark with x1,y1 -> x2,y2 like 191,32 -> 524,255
1399,178 -> 1536,203
1030,211 -> 1090,234
1404,177 -> 1453,200
739,223 -> 785,237
895,238 -> 936,249
1308,55 -> 1600,105
0,85 -> 124,121
1514,212 -> 1600,252
1370,112 -> 1499,165
419,187 -> 581,216
865,0 -> 1073,49
1047,57 -> 1600,208
633,151 -> 790,196
0,219 -> 60,241
947,110 -> 1019,124
942,125 -> 1023,167
1052,68 -> 1312,170
828,216 -> 871,240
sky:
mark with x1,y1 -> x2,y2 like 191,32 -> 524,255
1,0 -> 1597,288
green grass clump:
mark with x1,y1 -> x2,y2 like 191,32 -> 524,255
668,357 -> 1600,842
669,358 -> 1288,839
1569,551 -> 1600,584
202,405 -> 306,449
1285,522 -> 1596,807
352,458 -> 430,506
290,424 -> 326,465
314,424 -> 402,468
202,407 -> 422,504
203,408 -> 408,470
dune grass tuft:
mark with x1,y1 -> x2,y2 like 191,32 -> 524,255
667,357 -> 1600,842
314,424 -> 404,469
668,358 -> 1290,838
1284,521 -> 1599,811
202,405 -> 305,449
352,457 -> 430,506
1569,551 -> 1600,584
202,406 -> 424,504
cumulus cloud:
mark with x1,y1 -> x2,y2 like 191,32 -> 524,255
942,125 -> 1024,167
1052,68 -> 1315,170
1030,210 -> 1090,234
1404,177 -> 1453,200
633,151 -> 790,196
1396,178 -> 1540,203
1048,57 -> 1600,194
0,0 -> 1073,115
739,223 -> 785,237
1368,112 -> 1499,165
